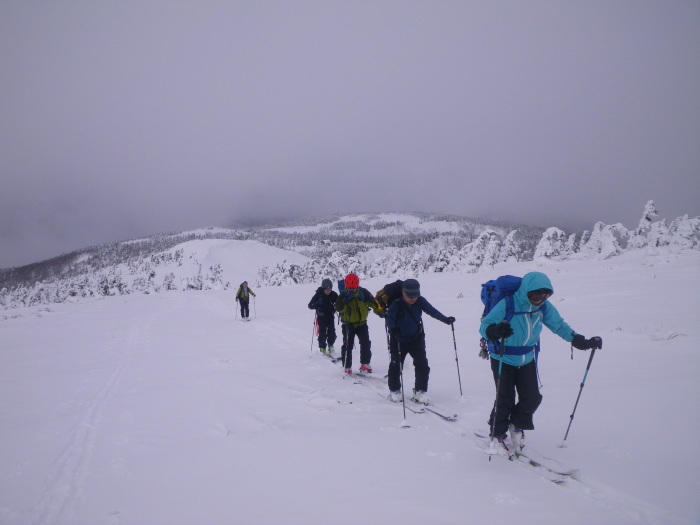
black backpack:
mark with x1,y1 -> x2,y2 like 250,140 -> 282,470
375,279 -> 404,314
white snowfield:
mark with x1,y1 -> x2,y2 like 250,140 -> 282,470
1,246 -> 698,525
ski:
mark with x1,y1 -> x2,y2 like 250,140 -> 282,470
318,351 -> 342,364
409,400 -> 458,422
374,391 -> 425,415
356,370 -> 389,381
474,431 -> 578,482
515,449 -> 579,478
357,372 -> 458,421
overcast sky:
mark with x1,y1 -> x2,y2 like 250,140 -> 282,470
1,1 -> 698,268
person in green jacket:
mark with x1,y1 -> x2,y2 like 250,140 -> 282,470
235,281 -> 256,321
335,273 -> 382,375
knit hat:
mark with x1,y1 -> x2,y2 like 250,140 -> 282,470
322,278 -> 333,290
402,279 -> 420,298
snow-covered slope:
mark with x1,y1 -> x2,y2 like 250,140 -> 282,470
139,238 -> 310,290
1,246 -> 698,524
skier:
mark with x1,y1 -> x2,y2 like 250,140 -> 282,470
235,281 -> 256,321
480,271 -> 602,454
307,279 -> 338,356
385,279 -> 454,405
335,273 -> 382,375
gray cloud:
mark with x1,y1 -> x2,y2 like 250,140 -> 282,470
1,1 -> 699,268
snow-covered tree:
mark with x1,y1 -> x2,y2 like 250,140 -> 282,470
163,272 -> 178,290
451,230 -> 500,272
430,246 -> 456,272
499,230 -> 520,263
564,234 -> 578,257
482,231 -> 502,268
534,227 -> 567,259
579,222 -> 628,259
647,219 -> 672,247
669,215 -> 700,249
628,200 -> 659,249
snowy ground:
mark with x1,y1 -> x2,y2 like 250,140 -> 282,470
1,247 -> 698,525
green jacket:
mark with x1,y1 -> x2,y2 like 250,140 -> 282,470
335,286 -> 380,327
236,286 -> 256,302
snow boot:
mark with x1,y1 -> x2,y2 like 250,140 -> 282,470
411,390 -> 431,405
509,424 -> 525,453
496,433 -> 512,456
320,347 -> 327,355
359,363 -> 372,373
389,390 -> 402,403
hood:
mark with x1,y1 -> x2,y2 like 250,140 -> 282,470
515,272 -> 554,306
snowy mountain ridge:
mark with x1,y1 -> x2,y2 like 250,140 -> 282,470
1,202 -> 697,310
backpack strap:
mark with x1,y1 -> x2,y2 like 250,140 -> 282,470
503,295 -> 516,322
397,300 -> 425,337
490,301 -> 547,356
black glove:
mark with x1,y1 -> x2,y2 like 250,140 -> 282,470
571,334 -> 587,350
445,316 -> 456,325
572,334 -> 603,350
485,321 -> 513,340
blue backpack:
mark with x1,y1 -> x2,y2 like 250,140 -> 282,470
480,275 -> 547,356
337,279 -> 365,301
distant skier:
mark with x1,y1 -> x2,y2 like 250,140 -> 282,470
235,281 -> 256,321
335,273 -> 382,375
385,279 -> 455,406
308,279 -> 338,356
480,271 -> 602,455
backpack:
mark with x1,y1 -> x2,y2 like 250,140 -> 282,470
337,279 -> 365,301
374,279 -> 404,314
480,275 -> 547,356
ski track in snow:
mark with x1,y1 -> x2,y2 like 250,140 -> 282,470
31,318 -> 142,525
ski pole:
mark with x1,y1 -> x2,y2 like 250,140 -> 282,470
560,346 -> 598,447
341,324 -> 348,377
309,314 -> 317,357
385,326 -> 391,356
235,299 -> 238,320
398,340 -> 409,427
451,323 -> 463,396
254,297 -> 257,318
488,338 -> 507,459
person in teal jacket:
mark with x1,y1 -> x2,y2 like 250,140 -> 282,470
479,271 -> 602,454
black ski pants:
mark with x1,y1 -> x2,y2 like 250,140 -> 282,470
316,314 -> 336,349
238,299 -> 250,318
489,358 -> 542,437
388,335 -> 430,393
341,323 -> 371,370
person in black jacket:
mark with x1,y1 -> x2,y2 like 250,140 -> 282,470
385,279 -> 455,405
308,279 -> 338,356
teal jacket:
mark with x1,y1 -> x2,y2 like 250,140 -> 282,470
479,272 -> 576,366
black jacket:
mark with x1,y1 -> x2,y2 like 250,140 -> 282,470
386,296 -> 450,343
308,288 -> 338,317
